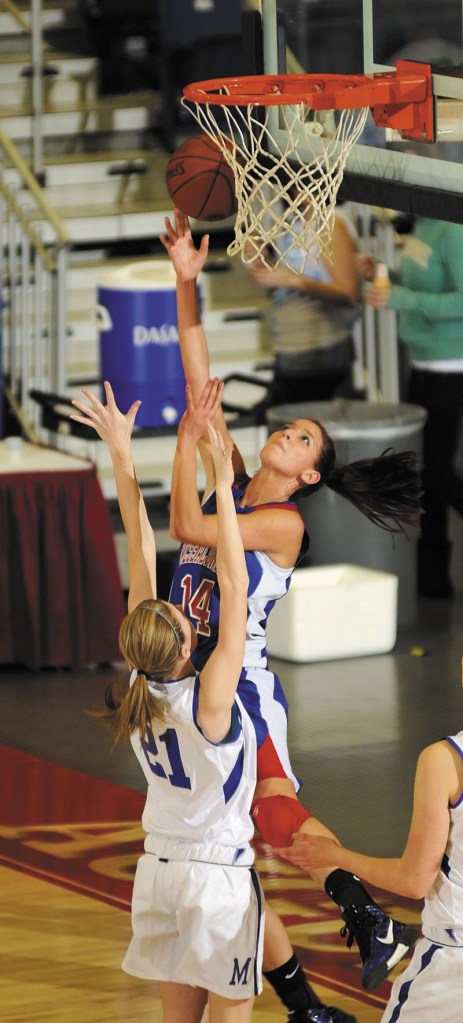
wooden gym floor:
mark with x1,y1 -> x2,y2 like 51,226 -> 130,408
1,592 -> 463,1022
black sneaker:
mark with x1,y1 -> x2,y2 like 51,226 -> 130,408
341,904 -> 420,991
287,1008 -> 357,1023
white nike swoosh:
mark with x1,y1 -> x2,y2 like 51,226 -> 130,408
377,918 -> 394,945
284,966 -> 299,980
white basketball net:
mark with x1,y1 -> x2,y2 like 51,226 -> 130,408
181,93 -> 368,273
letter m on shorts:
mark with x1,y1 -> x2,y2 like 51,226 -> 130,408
230,957 -> 252,986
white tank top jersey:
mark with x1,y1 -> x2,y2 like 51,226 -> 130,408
130,673 -> 257,867
422,730 -> 463,946
235,546 -> 294,671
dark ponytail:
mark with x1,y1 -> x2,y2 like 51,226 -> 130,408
325,448 -> 423,535
294,418 -> 423,536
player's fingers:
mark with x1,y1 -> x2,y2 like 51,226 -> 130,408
196,376 -> 217,409
184,381 -> 195,412
206,377 -> 224,413
69,412 -> 97,430
126,400 -> 142,426
206,375 -> 223,401
206,378 -> 223,417
103,380 -> 117,406
206,421 -> 219,448
163,216 -> 176,242
80,385 -> 104,409
207,421 -> 227,457
199,233 -> 210,257
175,208 -> 189,236
70,398 -> 97,419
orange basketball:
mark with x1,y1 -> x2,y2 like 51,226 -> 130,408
165,134 -> 237,221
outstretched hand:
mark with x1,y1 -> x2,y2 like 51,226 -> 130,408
160,208 -> 209,281
70,380 -> 141,450
277,833 -> 341,873
178,377 -> 224,444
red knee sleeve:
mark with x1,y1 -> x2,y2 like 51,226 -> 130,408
251,795 -> 312,847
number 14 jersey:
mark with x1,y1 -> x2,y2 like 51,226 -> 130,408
169,474 -> 307,673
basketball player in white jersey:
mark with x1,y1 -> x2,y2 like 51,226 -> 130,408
71,377 -> 264,1023
278,720 -> 463,1023
73,376 -> 360,1023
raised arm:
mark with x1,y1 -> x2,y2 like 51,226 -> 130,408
278,739 -> 460,900
170,377 -> 224,535
160,208 -> 246,484
169,382 -> 305,567
196,420 -> 248,743
70,381 -> 156,612
159,208 -> 210,402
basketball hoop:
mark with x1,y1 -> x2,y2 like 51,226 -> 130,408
182,62 -> 434,272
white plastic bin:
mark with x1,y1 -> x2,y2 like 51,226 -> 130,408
267,564 -> 398,663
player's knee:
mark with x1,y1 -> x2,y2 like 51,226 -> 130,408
251,794 -> 311,847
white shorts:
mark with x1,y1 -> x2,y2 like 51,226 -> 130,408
381,936 -> 463,1023
122,853 -> 264,1000
238,668 -> 300,791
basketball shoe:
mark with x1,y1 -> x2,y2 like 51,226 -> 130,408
287,1008 -> 356,1023
340,903 -> 420,991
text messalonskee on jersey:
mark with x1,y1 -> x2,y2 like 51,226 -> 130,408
131,672 -> 258,866
169,474 -> 308,673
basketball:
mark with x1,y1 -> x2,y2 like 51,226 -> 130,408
165,134 -> 237,221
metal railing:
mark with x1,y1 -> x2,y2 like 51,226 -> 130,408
1,0 -> 45,179
1,0 -> 30,31
0,127 -> 70,439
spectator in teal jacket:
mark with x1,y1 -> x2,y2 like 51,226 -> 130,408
365,217 -> 463,598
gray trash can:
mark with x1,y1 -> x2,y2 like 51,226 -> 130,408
266,400 -> 427,628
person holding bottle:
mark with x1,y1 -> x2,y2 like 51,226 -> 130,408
364,216 -> 463,598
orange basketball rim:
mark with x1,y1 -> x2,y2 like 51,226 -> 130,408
181,61 -> 434,274
183,61 -> 434,142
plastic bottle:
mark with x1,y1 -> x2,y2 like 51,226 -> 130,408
373,262 -> 391,288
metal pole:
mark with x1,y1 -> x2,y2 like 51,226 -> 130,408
55,245 -> 68,394
8,206 -> 18,390
262,0 -> 279,74
261,0 -> 279,138
0,189 -> 3,435
34,239 -> 44,395
20,225 -> 31,417
31,0 -> 44,183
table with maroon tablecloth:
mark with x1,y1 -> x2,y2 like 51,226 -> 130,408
0,442 -> 125,670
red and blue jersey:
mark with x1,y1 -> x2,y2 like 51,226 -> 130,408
168,475 -> 307,788
169,473 -> 308,674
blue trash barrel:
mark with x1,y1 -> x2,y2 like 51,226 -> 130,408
97,261 -> 187,428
